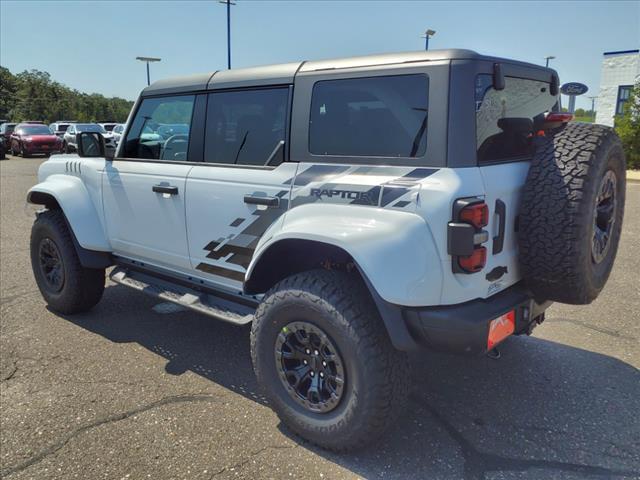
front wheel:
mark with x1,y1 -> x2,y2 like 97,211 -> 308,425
251,269 -> 410,452
30,210 -> 105,314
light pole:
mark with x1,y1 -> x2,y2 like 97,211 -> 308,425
545,55 -> 555,67
136,57 -> 161,86
587,95 -> 598,121
421,29 -> 436,51
219,0 -> 236,69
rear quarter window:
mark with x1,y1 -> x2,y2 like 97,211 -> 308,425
476,74 -> 557,163
309,74 -> 429,158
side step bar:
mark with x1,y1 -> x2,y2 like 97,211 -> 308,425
109,266 -> 254,325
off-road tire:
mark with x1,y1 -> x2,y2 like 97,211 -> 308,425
251,269 -> 410,452
30,209 -> 105,314
519,122 -> 625,304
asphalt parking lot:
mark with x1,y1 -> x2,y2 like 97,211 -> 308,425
1,154 -> 639,480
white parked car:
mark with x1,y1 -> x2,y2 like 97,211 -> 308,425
62,123 -> 115,153
99,122 -> 118,132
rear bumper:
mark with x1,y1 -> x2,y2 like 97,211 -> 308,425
401,284 -> 552,354
363,276 -> 552,354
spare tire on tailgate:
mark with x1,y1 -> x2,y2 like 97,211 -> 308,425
519,122 -> 626,305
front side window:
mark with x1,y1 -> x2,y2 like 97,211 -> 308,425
616,85 -> 633,115
309,74 -> 429,158
123,95 -> 195,161
204,88 -> 288,166
476,74 -> 557,163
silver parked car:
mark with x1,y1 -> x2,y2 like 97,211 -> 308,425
63,123 -> 115,153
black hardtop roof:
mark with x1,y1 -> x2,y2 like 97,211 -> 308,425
141,49 -> 554,97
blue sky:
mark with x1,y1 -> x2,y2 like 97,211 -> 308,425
1,0 -> 638,109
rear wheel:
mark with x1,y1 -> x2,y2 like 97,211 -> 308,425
519,123 -> 626,304
30,210 -> 105,314
251,269 -> 410,452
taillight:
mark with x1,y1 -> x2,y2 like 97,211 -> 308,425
459,203 -> 489,229
447,198 -> 490,274
543,112 -> 573,131
458,246 -> 487,273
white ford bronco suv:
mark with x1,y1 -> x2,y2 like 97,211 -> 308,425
28,50 -> 626,451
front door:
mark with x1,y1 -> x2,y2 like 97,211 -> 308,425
185,87 -> 296,290
102,94 -> 197,272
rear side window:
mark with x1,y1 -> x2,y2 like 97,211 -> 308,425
204,88 -> 288,166
476,75 -> 557,163
123,95 -> 195,161
309,74 -> 429,158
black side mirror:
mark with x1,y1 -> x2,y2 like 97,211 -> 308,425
76,132 -> 105,158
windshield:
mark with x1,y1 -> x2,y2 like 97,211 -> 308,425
57,124 -> 71,132
75,124 -> 106,133
20,125 -> 52,135
102,124 -> 116,131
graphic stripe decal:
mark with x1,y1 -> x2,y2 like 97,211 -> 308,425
196,189 -> 291,281
284,165 -> 350,186
195,262 -> 245,282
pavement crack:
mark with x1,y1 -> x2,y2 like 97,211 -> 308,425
209,444 -> 297,478
410,393 -> 639,480
0,393 -> 220,478
1,362 -> 18,382
548,317 -> 638,342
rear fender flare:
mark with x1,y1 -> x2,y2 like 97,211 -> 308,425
247,203 -> 443,307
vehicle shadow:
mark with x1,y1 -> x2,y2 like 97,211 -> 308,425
61,284 -> 640,480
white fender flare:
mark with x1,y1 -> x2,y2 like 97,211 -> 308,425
246,203 -> 443,307
27,174 -> 111,252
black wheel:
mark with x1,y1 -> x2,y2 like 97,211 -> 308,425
519,123 -> 626,304
20,143 -> 30,158
251,269 -> 410,452
30,210 -> 105,314
64,142 -> 72,154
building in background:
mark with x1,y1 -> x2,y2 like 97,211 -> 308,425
595,49 -> 639,126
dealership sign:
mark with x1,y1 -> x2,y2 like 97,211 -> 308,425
561,82 -> 589,96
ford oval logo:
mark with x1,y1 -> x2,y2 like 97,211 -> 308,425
561,82 -> 589,96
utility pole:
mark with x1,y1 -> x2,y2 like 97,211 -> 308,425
421,29 -> 436,51
219,0 -> 236,69
545,55 -> 555,67
136,57 -> 161,86
587,95 -> 598,122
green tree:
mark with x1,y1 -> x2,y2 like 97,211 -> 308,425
615,80 -> 640,169
0,66 -> 134,124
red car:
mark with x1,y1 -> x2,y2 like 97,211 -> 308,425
9,123 -> 63,157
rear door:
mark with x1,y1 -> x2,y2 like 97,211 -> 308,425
185,87 -> 298,289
